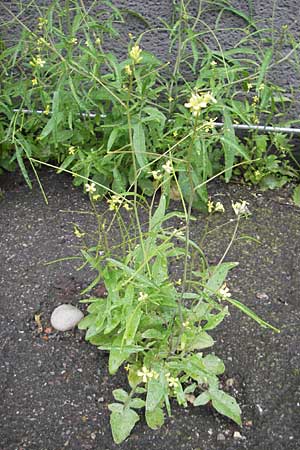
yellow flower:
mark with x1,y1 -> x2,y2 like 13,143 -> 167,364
107,194 -> 122,211
247,83 -> 253,92
148,170 -> 162,181
207,199 -> 214,213
210,60 -> 217,67
165,373 -> 179,388
30,55 -> 46,68
85,182 -> 96,193
44,104 -> 50,115
92,194 -> 101,201
95,37 -> 101,45
37,17 -> 48,29
129,44 -> 143,64
73,226 -> 85,238
123,202 -> 132,211
137,367 -> 158,383
162,160 -> 173,174
252,95 -> 259,104
219,283 -> 231,298
232,200 -> 250,216
31,78 -> 38,86
68,146 -> 76,155
69,37 -> 78,45
214,201 -> 225,213
124,64 -> 132,76
184,92 -> 217,116
138,292 -> 148,302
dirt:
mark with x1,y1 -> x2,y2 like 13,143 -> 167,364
0,168 -> 300,450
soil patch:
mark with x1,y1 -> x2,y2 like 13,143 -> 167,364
0,169 -> 300,450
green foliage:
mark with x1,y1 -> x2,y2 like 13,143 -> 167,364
0,0 -> 289,444
75,193 -> 278,443
0,0 -> 298,204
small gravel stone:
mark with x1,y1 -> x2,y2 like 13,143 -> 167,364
51,304 -> 84,331
217,433 -> 226,441
256,292 -> 269,300
233,431 -> 243,440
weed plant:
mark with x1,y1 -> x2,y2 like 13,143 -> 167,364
0,0 -> 295,443
0,0 -> 298,203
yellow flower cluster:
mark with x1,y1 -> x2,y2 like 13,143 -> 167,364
207,200 -> 225,214
219,283 -> 231,298
137,367 -> 159,383
162,160 -> 173,174
107,195 -> 132,211
165,373 -> 179,388
138,292 -> 148,302
85,182 -> 96,193
129,44 -> 143,64
185,92 -> 217,116
232,200 -> 250,216
30,55 -> 46,68
73,226 -> 85,238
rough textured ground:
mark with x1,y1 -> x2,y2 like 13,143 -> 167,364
0,168 -> 300,450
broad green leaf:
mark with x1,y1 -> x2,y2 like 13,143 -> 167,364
124,307 -> 142,344
129,398 -> 146,409
209,388 -> 242,426
107,128 -> 120,151
146,379 -> 164,412
113,389 -> 129,403
110,408 -> 140,444
145,407 -> 165,429
293,185 -> 300,206
194,391 -> 211,406
205,262 -> 238,294
143,106 -> 166,129
108,336 -> 132,374
141,329 -> 164,339
187,331 -> 214,350
108,402 -> 124,413
202,354 -> 225,375
132,122 -> 148,168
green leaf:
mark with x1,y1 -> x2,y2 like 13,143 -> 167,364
187,331 -> 214,350
146,379 -> 164,412
133,122 -> 148,169
202,354 -> 225,375
124,307 -> 142,344
129,398 -> 146,409
225,297 -> 280,332
108,336 -> 133,374
205,262 -> 238,294
203,307 -> 229,331
110,408 -> 140,444
145,406 -> 165,429
107,128 -> 120,151
143,106 -> 166,129
113,389 -> 129,403
293,185 -> 300,206
257,49 -> 273,87
150,194 -> 166,232
194,391 -> 211,406
108,402 -> 124,413
209,388 -> 242,426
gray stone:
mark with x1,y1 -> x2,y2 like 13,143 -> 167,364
50,304 -> 83,331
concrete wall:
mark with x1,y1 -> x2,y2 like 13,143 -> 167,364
1,0 -> 300,121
